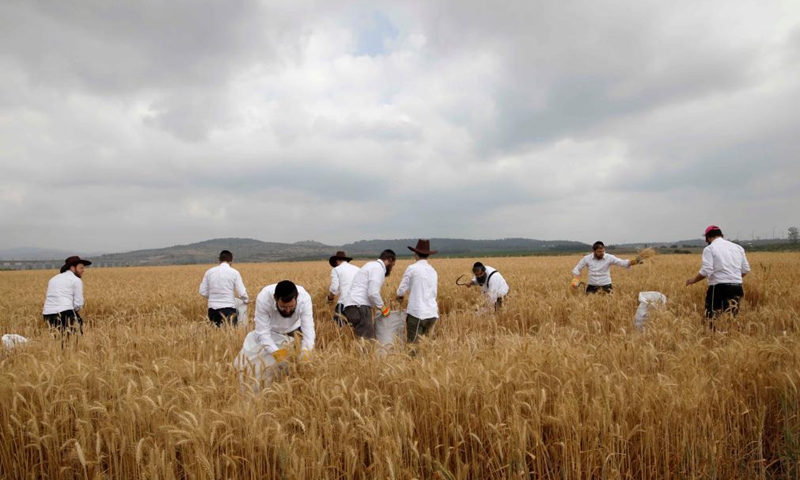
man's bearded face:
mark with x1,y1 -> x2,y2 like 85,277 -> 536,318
276,298 -> 297,318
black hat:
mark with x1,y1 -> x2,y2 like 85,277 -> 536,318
328,251 -> 353,268
60,256 -> 92,273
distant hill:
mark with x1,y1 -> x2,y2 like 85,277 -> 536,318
0,247 -> 104,261
84,237 -> 591,267
344,238 -> 589,257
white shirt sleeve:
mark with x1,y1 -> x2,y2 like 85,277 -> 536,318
741,249 -> 751,276
199,271 -> 209,298
299,293 -> 315,352
699,247 -> 714,278
73,278 -> 84,311
329,268 -> 339,296
572,257 -> 586,277
254,299 -> 279,353
609,255 -> 631,268
367,264 -> 385,309
235,271 -> 248,303
397,267 -> 411,297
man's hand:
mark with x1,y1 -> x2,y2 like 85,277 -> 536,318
396,295 -> 404,303
271,348 -> 289,363
571,277 -> 583,289
630,256 -> 642,266
380,305 -> 390,317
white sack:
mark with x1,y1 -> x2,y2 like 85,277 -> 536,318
634,292 -> 667,330
2,334 -> 28,350
375,311 -> 406,356
233,330 -> 290,393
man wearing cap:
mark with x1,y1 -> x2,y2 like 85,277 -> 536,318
326,251 -> 359,327
253,280 -> 315,355
199,250 -> 249,327
571,241 -> 642,294
43,256 -> 91,334
342,249 -> 397,339
464,262 -> 509,310
686,225 -> 750,327
397,239 -> 439,343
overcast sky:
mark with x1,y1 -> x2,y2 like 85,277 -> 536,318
1,0 -> 799,253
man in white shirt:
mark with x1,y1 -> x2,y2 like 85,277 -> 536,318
343,249 -> 397,339
686,225 -> 750,327
199,250 -> 249,327
253,280 -> 315,355
43,255 -> 91,334
397,239 -> 439,343
571,241 -> 642,294
326,250 -> 359,327
464,262 -> 510,310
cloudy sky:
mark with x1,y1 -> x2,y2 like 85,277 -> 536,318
1,0 -> 799,253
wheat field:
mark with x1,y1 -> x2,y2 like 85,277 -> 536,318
1,252 -> 799,479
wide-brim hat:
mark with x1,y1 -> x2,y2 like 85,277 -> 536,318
408,239 -> 438,255
60,255 -> 92,273
328,251 -> 353,268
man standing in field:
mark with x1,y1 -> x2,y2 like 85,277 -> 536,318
43,255 -> 91,335
463,262 -> 510,310
343,249 -> 397,339
327,251 -> 359,327
685,225 -> 750,328
397,240 -> 439,343
199,250 -> 249,327
253,280 -> 315,356
571,241 -> 642,294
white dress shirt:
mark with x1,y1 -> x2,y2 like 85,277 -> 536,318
343,260 -> 387,309
199,262 -> 248,309
572,253 -> 630,286
254,284 -> 315,353
471,266 -> 510,302
329,262 -> 360,306
397,259 -> 439,319
699,237 -> 751,285
43,271 -> 84,314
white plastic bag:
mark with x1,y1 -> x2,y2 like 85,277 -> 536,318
375,311 -> 406,356
634,292 -> 667,330
233,331 -> 289,393
235,298 -> 249,328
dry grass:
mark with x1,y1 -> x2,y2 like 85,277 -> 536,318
1,253 -> 800,479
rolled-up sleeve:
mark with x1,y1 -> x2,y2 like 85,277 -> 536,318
397,268 -> 411,297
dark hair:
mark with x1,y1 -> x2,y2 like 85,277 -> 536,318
472,262 -> 485,272
219,250 -> 233,262
379,249 -> 396,261
705,229 -> 723,239
592,241 -> 605,251
416,253 -> 429,259
274,280 -> 298,303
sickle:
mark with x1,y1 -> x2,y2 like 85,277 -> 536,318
455,274 -> 470,286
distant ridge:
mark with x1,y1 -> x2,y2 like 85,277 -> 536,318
81,237 -> 591,267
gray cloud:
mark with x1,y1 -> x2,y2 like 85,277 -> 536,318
1,0 -> 799,252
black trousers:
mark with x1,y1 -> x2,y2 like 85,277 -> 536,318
343,305 -> 375,339
705,283 -> 744,319
406,315 -> 437,343
586,284 -> 613,294
43,309 -> 83,335
208,307 -> 238,327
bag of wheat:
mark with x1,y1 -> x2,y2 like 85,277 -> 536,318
375,311 -> 406,356
235,298 -> 249,328
233,330 -> 289,393
634,291 -> 667,330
